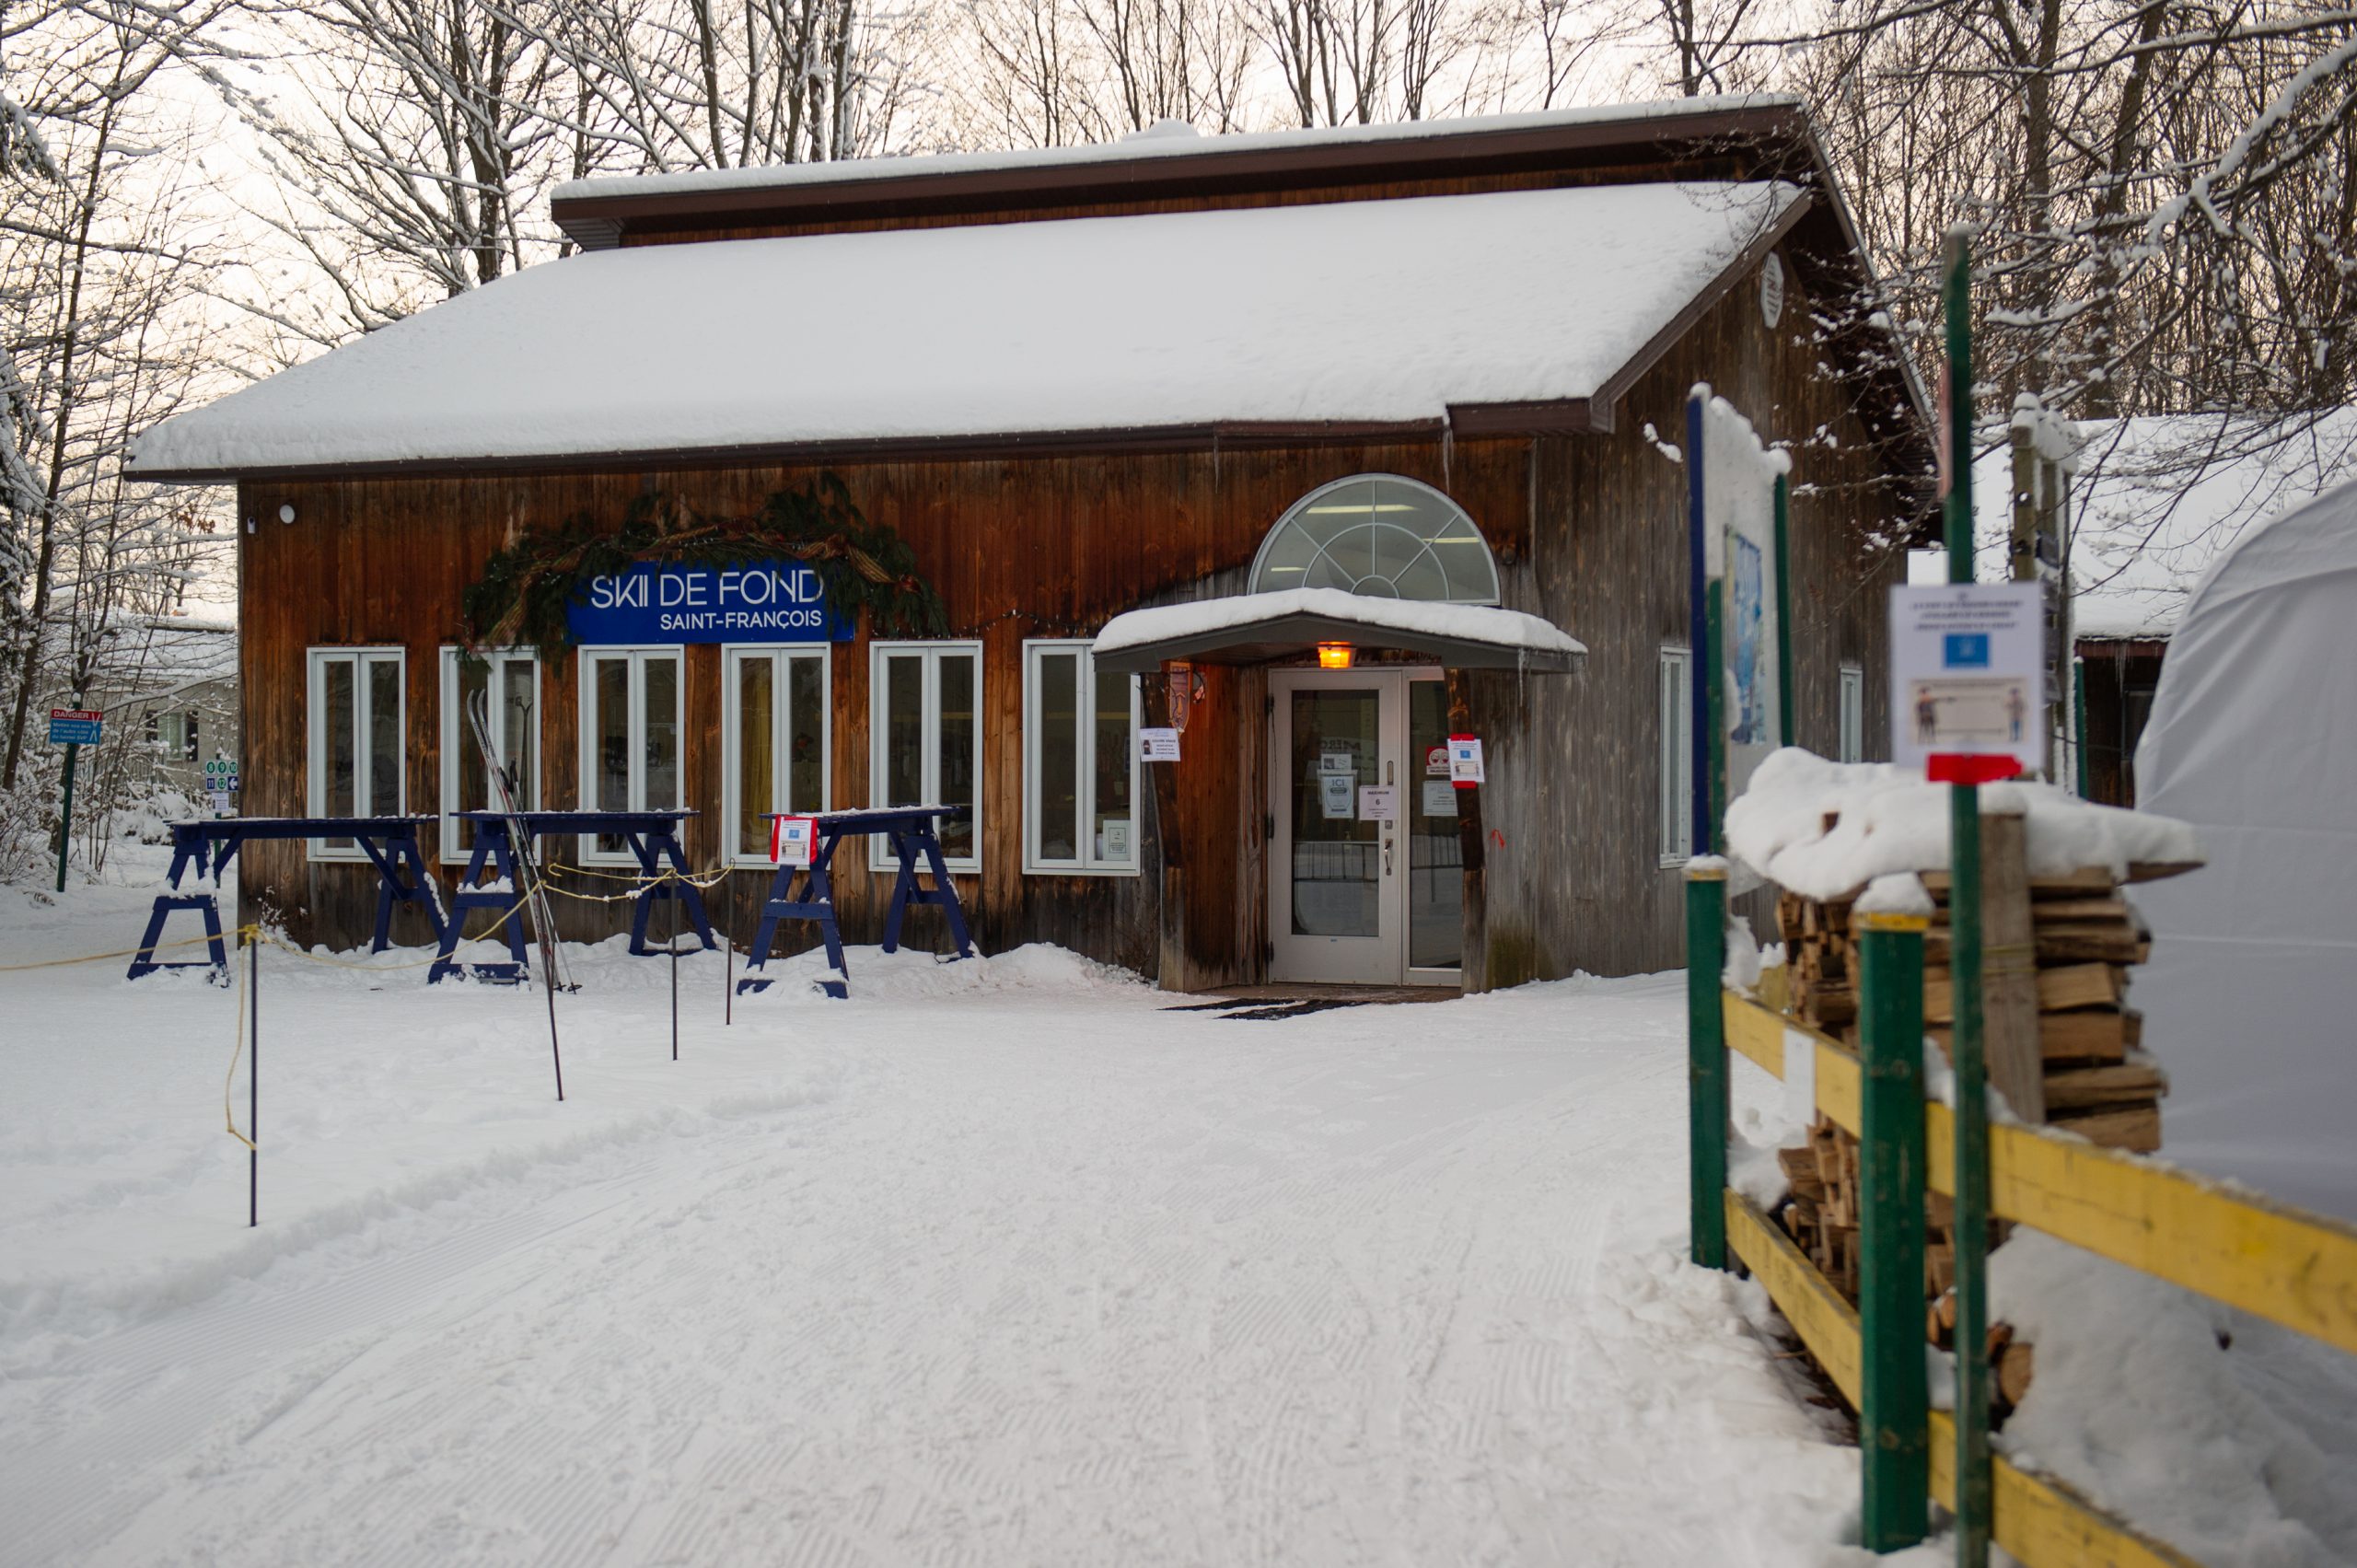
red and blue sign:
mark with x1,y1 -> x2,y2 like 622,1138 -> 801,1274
567,562 -> 854,645
48,708 -> 101,745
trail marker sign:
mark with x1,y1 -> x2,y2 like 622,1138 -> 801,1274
1889,582 -> 2045,779
49,709 -> 100,746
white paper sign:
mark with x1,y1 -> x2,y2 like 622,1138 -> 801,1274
208,789 -> 233,816
770,814 -> 817,866
1422,779 -> 1457,818
1889,582 -> 2047,772
1447,737 -> 1486,786
1101,819 -> 1132,861
1319,772 -> 1355,819
1319,750 -> 1355,775
1139,726 -> 1181,762
1357,785 -> 1398,822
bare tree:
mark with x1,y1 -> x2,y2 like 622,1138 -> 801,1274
0,0 -> 236,877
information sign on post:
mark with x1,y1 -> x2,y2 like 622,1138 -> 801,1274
1888,582 -> 2046,780
49,708 -> 101,891
1446,736 -> 1485,787
770,814 -> 817,867
1138,727 -> 1180,762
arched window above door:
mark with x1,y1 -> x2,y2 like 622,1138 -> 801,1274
1247,475 -> 1501,605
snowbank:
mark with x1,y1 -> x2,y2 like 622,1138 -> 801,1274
1724,748 -> 2201,900
1990,1231 -> 2357,1566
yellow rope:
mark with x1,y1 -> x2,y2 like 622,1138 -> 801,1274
0,927 -> 242,972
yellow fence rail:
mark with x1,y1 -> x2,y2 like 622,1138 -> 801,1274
1724,985 -> 2357,1359
1724,1191 -> 2202,1568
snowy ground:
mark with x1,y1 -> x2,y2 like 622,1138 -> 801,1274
2,849 -> 2351,1566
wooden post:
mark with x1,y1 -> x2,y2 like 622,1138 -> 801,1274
1446,668 -> 1487,993
1978,806 -> 2045,1121
1144,670 -> 1185,993
1859,908 -> 1930,1549
1686,862 -> 1728,1271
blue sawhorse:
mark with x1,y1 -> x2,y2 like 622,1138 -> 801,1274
128,816 -> 445,980
430,809 -> 717,982
739,806 -> 975,999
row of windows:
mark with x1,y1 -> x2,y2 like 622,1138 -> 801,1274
305,642 -> 1140,876
1655,648 -> 1865,865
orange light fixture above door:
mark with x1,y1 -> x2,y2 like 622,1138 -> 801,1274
1317,642 -> 1353,669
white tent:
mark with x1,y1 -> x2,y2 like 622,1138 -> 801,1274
2130,477 -> 2357,1220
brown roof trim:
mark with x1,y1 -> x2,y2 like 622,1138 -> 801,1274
133,414 -> 1538,485
552,103 -> 1811,249
2077,635 -> 2171,660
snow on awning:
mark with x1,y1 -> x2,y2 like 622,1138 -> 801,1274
1091,588 -> 1585,674
128,180 -> 1805,480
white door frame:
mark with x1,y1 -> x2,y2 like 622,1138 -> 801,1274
1268,667 -> 1457,987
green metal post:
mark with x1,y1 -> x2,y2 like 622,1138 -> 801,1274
1686,863 -> 1728,1271
2073,659 -> 2090,799
1859,909 -> 1931,1549
1943,229 -> 1992,1568
1773,473 -> 1797,749
54,740 -> 78,892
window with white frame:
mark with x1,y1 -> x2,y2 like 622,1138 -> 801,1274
869,641 -> 981,871
1022,640 -> 1139,874
308,647 -> 405,857
577,646 -> 682,861
1840,664 -> 1865,764
723,645 -> 830,865
439,648 -> 540,863
1659,645 -> 1693,865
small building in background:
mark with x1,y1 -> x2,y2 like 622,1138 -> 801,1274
96,614 -> 241,803
1979,409 -> 2356,805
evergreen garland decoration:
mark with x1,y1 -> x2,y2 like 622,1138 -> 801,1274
459,476 -> 946,656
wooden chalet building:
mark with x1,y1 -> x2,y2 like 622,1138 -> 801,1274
130,94 -> 1931,992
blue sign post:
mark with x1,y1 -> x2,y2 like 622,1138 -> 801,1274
49,708 -> 101,892
566,561 -> 853,645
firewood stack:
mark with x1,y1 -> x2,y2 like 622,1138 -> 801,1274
1767,857 -> 2200,1415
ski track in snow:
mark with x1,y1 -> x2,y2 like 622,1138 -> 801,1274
1,868 -> 1864,1568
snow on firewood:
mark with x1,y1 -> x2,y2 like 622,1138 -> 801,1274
1724,748 -> 2202,901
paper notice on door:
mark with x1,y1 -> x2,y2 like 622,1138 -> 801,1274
1357,785 -> 1398,822
1422,779 -> 1457,818
1319,750 -> 1355,775
1320,772 -> 1355,819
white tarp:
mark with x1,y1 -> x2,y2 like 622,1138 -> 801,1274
2131,477 -> 2357,1220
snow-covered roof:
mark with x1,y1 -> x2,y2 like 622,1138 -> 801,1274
1973,409 -> 2357,641
128,180 -> 1805,480
1092,587 -> 1585,673
552,95 -> 1802,208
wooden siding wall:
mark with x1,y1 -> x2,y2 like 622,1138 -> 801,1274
237,441 -> 1531,981
1461,252 -> 1910,987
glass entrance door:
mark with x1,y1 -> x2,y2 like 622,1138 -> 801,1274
1269,668 -> 1460,987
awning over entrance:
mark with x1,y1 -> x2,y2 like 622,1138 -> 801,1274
1092,587 -> 1585,673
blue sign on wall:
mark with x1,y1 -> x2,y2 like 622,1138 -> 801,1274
565,561 -> 854,645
